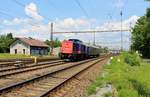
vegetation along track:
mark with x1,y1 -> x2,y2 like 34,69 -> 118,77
0,56 -> 107,97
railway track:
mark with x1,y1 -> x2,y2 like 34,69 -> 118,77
0,60 -> 63,76
0,61 -> 70,89
0,57 -> 59,68
0,58 -> 95,91
0,56 -> 107,97
39,58 -> 106,97
0,60 -> 33,68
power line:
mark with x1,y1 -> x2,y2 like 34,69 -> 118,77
0,9 -> 40,27
11,0 -> 53,29
12,0 -> 51,21
53,29 -> 130,34
48,0 -> 63,14
0,10 -> 15,18
96,41 -> 129,44
75,0 -> 89,18
74,0 -> 97,45
13,0 -> 25,7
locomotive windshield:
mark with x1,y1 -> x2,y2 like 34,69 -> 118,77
68,39 -> 83,43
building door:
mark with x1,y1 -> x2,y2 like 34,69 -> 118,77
23,49 -> 25,54
15,49 -> 17,54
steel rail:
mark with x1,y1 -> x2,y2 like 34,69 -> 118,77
0,61 -> 65,78
0,60 -> 63,73
0,58 -> 59,67
0,58 -> 97,94
38,57 -> 106,97
0,61 -> 32,67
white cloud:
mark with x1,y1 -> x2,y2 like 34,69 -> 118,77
25,2 -> 43,21
87,15 -> 139,50
0,16 -> 140,49
95,15 -> 140,31
124,15 -> 140,26
54,18 -> 92,31
0,17 -> 93,39
115,0 -> 124,9
2,18 -> 31,25
0,16 -> 139,38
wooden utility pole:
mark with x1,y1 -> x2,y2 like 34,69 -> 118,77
50,23 -> 53,55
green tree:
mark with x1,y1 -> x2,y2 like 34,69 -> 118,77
99,47 -> 108,53
131,9 -> 150,58
45,38 -> 61,48
0,33 -> 14,53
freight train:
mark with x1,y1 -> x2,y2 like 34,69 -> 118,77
59,39 -> 100,61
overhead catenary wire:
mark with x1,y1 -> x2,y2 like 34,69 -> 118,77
0,5 -> 41,27
74,0 -> 89,18
0,0 -> 48,27
0,9 -> 41,27
12,0 -> 51,21
8,0 -> 50,27
0,10 -> 15,18
74,0 -> 97,45
47,0 -> 63,14
95,41 -> 129,44
53,29 -> 129,34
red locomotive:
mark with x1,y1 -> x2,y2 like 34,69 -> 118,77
59,39 -> 100,61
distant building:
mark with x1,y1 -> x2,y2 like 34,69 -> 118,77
53,47 -> 60,56
10,38 -> 49,55
109,49 -> 121,54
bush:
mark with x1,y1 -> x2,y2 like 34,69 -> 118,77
87,77 -> 104,95
104,92 -> 112,97
130,80 -> 150,97
124,52 -> 140,66
87,52 -> 150,97
118,89 -> 138,97
87,84 -> 97,95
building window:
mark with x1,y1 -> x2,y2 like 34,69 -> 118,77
23,49 -> 25,54
15,49 -> 17,54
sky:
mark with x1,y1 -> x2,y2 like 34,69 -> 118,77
0,0 -> 149,50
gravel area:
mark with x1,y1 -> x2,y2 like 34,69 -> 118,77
48,57 -> 109,97
1,58 -> 100,97
89,84 -> 113,97
0,62 -> 71,88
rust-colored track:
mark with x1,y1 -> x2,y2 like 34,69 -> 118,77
0,56 -> 108,97
0,60 -> 64,78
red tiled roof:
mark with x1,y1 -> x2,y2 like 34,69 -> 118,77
18,38 -> 48,47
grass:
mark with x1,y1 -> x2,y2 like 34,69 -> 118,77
0,53 -> 31,59
87,52 -> 150,97
0,53 -> 58,59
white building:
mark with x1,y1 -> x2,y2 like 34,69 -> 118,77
10,38 -> 49,55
